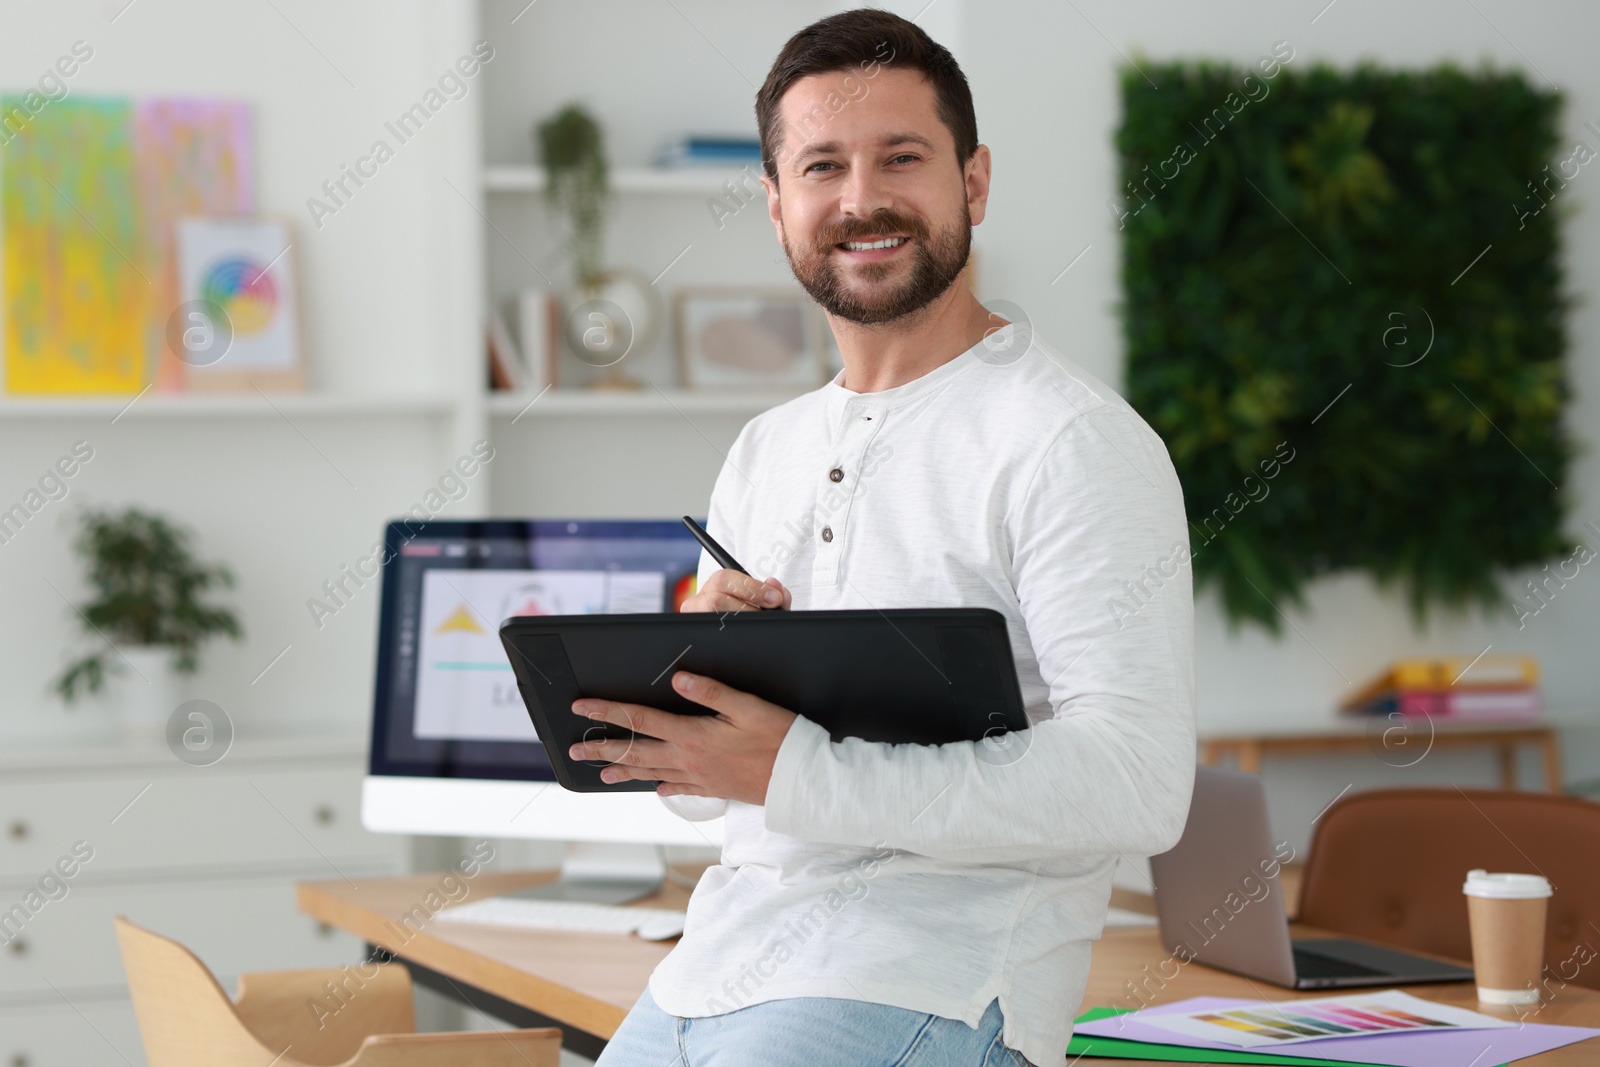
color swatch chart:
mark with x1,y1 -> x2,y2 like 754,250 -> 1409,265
1141,990 -> 1516,1048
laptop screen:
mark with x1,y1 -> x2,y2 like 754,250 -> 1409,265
368,519 -> 703,781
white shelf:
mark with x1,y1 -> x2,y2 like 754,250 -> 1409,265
0,392 -> 457,420
488,387 -> 807,418
0,729 -> 370,773
485,164 -> 758,195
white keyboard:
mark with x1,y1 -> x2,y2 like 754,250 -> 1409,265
435,897 -> 687,940
1104,906 -> 1159,929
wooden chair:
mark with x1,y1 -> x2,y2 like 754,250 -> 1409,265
1298,789 -> 1600,991
114,916 -> 561,1066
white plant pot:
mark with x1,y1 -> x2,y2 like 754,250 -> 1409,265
104,646 -> 183,740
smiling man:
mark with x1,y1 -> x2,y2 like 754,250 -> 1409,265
581,9 -> 1195,1066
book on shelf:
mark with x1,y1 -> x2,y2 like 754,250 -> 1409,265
486,309 -> 522,392
487,293 -> 563,394
655,135 -> 763,168
1340,654 -> 1541,720
517,289 -> 560,391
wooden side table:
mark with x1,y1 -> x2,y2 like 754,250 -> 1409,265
1199,721 -> 1563,792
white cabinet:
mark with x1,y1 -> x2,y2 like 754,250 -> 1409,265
0,999 -> 144,1067
0,733 -> 405,1067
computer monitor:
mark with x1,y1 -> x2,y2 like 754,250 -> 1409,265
361,518 -> 724,903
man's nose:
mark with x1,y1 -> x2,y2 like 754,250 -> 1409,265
835,159 -> 894,224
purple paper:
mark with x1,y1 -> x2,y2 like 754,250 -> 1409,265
1075,996 -> 1600,1067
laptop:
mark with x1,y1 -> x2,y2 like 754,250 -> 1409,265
1150,765 -> 1474,989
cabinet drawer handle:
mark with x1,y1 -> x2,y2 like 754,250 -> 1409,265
6,938 -> 27,957
314,805 -> 335,826
12,1053 -> 31,1067
7,820 -> 26,841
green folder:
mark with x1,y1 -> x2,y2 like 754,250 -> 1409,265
1065,1007 -> 1505,1066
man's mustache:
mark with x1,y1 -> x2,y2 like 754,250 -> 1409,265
822,215 -> 927,246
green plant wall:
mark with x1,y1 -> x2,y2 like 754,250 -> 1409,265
1117,61 -> 1576,633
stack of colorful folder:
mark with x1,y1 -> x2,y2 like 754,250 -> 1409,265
1338,655 -> 1541,720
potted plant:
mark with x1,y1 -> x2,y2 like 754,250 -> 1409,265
535,103 -> 660,380
537,102 -> 610,292
53,507 -> 242,736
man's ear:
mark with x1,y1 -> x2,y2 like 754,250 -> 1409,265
762,171 -> 783,241
965,144 -> 992,227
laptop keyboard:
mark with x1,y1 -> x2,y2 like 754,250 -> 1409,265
1292,946 -> 1387,979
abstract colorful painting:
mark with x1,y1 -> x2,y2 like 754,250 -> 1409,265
1,95 -> 253,396
133,100 -> 253,391
2,97 -> 145,394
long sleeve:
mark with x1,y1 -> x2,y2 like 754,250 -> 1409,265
761,405 -> 1196,863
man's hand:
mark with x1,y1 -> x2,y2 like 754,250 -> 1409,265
567,671 -> 798,804
681,568 -> 791,613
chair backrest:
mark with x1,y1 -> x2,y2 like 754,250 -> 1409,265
115,916 -> 297,1066
1298,788 -> 1600,991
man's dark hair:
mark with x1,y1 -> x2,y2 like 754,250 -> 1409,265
755,8 -> 978,186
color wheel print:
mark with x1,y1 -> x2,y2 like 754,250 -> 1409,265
199,256 -> 277,334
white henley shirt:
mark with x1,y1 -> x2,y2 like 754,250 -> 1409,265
646,322 -> 1197,1067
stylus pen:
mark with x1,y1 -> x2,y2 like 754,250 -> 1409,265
680,515 -> 782,610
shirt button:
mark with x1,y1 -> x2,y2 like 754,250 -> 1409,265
821,526 -> 834,543
828,467 -> 844,483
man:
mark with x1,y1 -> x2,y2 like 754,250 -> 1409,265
577,9 -> 1195,1065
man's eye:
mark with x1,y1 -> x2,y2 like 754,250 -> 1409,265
806,161 -> 837,174
889,154 -> 918,164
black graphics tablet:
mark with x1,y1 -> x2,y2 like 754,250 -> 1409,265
499,607 -> 1028,792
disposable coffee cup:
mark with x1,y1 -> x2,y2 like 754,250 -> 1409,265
1463,869 -> 1551,1005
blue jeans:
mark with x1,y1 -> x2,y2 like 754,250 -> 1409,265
595,986 -> 1033,1067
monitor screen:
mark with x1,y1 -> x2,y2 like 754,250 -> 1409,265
369,519 -> 703,781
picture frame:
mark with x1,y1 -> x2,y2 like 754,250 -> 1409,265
674,287 -> 828,389
172,215 -> 306,392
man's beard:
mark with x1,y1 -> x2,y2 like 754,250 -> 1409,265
782,203 -> 971,326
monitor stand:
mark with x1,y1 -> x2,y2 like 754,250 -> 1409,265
499,841 -> 666,905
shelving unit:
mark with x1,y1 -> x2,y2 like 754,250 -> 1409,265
474,4 -> 816,520
0,0 -> 798,745
0,4 -> 486,760
0,1 -> 793,746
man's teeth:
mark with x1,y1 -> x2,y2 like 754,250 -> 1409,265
842,237 -> 907,251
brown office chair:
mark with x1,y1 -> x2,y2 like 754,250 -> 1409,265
1297,789 -> 1600,991
115,916 -> 561,1066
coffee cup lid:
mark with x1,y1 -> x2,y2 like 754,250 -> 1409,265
1463,868 -> 1552,898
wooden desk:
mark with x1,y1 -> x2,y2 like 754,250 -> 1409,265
298,869 -> 690,1057
1200,721 -> 1563,792
301,869 -> 1600,1064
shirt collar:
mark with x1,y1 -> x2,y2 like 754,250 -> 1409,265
822,325 -> 1014,421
